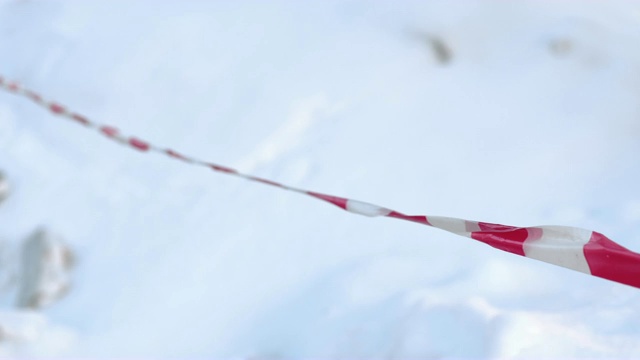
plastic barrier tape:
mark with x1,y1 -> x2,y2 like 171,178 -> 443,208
1,76 -> 638,289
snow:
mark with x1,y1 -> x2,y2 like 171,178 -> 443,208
0,0 -> 639,358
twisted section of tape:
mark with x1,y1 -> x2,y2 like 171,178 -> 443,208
1,76 -> 639,289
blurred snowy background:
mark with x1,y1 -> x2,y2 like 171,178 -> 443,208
1,0 -> 640,358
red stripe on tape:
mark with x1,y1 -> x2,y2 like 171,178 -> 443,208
129,137 -> 150,151
471,222 -> 529,256
71,113 -> 90,125
306,191 -> 348,210
165,148 -> 187,160
584,232 -> 640,288
100,126 -> 119,138
49,103 -> 66,114
250,177 -> 283,188
208,163 -> 237,174
387,211 -> 430,225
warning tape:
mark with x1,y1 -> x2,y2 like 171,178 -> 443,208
1,76 -> 639,289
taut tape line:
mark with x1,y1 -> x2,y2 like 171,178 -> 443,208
1,76 -> 638,289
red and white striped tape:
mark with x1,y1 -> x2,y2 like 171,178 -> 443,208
1,76 -> 639,289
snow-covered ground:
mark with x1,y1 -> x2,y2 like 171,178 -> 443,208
1,0 -> 640,358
